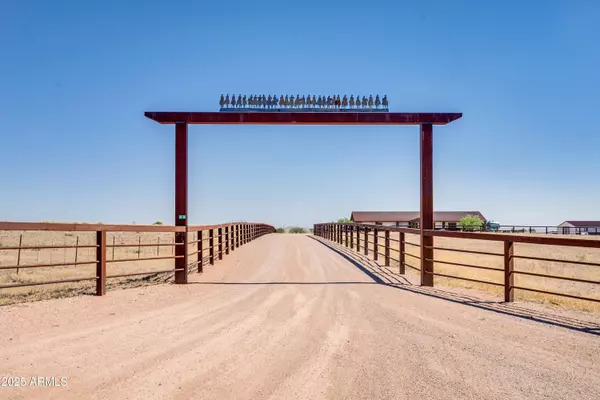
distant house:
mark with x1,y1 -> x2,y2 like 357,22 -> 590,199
557,221 -> 600,235
350,211 -> 487,229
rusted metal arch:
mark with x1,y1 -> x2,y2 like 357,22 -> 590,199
145,111 -> 463,285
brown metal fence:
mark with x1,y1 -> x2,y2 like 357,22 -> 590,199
0,221 -> 274,296
314,223 -> 600,304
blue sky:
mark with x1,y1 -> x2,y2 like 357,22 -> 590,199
1,0 -> 599,227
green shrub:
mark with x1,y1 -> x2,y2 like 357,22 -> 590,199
459,215 -> 484,231
153,220 -> 164,225
275,227 -> 286,233
337,218 -> 352,223
288,227 -> 306,234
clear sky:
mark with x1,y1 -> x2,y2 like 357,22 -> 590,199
1,0 -> 599,228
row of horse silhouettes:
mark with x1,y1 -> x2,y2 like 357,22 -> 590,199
219,94 -> 388,108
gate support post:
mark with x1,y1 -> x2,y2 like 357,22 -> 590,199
174,122 -> 188,284
420,123 -> 434,287
364,227 -> 369,256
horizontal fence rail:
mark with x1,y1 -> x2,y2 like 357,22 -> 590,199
0,221 -> 275,297
313,222 -> 600,305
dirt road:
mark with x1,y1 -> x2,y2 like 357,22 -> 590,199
1,234 -> 599,399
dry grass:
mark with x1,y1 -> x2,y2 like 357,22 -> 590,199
0,230 -> 217,305
348,231 -> 600,313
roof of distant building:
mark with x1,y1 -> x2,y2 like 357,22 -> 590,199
350,211 -> 486,223
561,220 -> 600,227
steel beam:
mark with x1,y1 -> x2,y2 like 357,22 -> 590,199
420,123 -> 434,286
174,122 -> 188,284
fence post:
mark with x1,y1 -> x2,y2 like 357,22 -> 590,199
356,226 -> 360,252
16,234 -> 23,275
364,227 -> 369,256
218,227 -> 223,260
350,225 -> 354,249
345,225 -> 349,247
198,230 -> 204,273
209,229 -> 215,265
373,228 -> 379,261
385,230 -> 390,266
225,226 -> 230,255
399,232 -> 405,275
231,226 -> 235,251
504,241 -> 514,302
96,230 -> 106,296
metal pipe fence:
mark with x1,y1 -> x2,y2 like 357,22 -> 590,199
0,221 -> 275,296
313,222 -> 600,304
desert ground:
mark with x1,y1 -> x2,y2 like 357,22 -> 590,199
1,234 -> 599,400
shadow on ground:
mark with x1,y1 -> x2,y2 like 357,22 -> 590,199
307,235 -> 600,337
